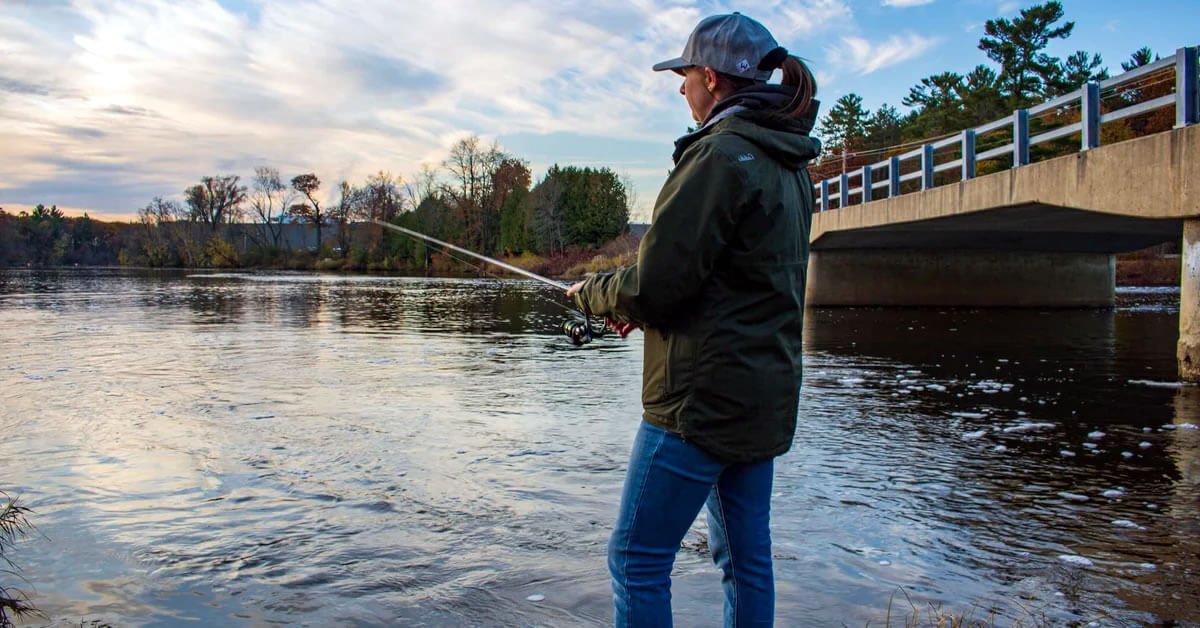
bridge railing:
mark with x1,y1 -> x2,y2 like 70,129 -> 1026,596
813,46 -> 1199,212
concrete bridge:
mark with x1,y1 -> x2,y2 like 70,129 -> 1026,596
805,46 -> 1200,380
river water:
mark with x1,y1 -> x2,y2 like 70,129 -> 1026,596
1,269 -> 1197,627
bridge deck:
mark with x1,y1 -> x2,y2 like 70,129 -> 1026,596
811,124 -> 1200,254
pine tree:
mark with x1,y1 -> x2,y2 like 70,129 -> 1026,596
978,1 -> 1075,106
818,94 -> 869,172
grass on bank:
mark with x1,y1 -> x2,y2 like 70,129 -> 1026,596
0,492 -> 40,627
869,586 -> 1052,628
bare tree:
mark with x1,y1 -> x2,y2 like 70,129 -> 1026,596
531,169 -> 565,255
330,180 -> 361,255
444,136 -> 504,251
620,171 -> 640,225
405,164 -> 439,212
289,173 -> 324,251
137,197 -> 186,266
184,175 -> 247,232
249,166 -> 295,249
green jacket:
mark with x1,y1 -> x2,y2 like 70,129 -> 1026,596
575,100 -> 820,463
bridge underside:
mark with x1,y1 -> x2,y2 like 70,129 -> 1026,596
806,204 -> 1182,308
811,203 -> 1182,254
806,248 -> 1117,307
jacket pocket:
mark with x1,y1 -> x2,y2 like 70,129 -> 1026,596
641,328 -> 669,406
663,331 -> 698,396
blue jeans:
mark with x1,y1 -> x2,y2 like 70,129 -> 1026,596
609,420 -> 775,627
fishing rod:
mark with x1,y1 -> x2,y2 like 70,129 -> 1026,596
371,219 -> 608,345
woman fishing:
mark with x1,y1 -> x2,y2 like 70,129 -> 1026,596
566,12 -> 820,627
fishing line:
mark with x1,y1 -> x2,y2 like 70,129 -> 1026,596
372,219 -> 609,345
421,239 -> 577,316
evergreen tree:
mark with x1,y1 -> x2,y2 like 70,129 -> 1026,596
959,65 -> 1007,126
903,72 -> 964,138
978,1 -> 1074,106
1048,50 -> 1109,94
1121,47 -> 1159,72
864,104 -> 903,150
818,94 -> 869,169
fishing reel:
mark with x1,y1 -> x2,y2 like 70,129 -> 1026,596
562,313 -> 609,346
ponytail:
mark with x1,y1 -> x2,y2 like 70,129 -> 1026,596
778,55 -> 817,121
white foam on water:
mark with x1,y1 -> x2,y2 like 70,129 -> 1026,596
1103,489 -> 1125,498
1112,520 -> 1140,528
1128,379 -> 1193,388
1058,554 -> 1094,567
1058,491 -> 1089,501
1003,422 -> 1057,433
1087,431 -> 1106,440
961,429 -> 988,441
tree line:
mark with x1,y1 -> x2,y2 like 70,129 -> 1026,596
813,1 -> 1174,184
0,135 -> 633,272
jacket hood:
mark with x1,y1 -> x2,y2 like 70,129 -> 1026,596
673,84 -> 822,169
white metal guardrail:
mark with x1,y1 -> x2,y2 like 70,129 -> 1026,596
813,46 -> 1199,212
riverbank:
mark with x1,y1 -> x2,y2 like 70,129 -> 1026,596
402,233 -> 639,282
4,239 -> 1180,288
1116,254 -> 1181,286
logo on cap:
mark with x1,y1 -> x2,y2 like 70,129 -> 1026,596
737,59 -> 751,72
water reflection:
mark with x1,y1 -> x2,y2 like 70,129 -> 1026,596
0,270 -> 1196,626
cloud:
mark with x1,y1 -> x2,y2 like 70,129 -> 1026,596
881,0 -> 934,7
0,0 -> 854,218
832,33 -> 940,75
0,76 -> 52,96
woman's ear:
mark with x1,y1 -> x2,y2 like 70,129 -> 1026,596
704,66 -> 720,93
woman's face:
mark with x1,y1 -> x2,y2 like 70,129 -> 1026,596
679,66 -> 717,123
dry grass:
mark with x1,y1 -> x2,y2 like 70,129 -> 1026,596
502,233 -> 642,281
866,587 -> 1053,628
1,492 -> 41,627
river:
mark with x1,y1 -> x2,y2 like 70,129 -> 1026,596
1,269 -> 1196,626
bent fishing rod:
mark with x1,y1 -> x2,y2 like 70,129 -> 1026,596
371,219 -> 608,345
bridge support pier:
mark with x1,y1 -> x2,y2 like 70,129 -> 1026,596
806,249 -> 1114,308
1180,220 -> 1200,382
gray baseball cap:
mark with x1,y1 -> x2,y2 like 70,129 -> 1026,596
652,12 -> 781,81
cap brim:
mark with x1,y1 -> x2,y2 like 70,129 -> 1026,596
652,57 -> 689,73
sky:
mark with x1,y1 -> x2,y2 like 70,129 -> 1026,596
1,0 -> 1195,223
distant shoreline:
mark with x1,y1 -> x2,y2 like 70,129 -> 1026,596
4,250 -> 1181,287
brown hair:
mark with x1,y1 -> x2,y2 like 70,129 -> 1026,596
716,55 -> 817,121
778,56 -> 817,120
